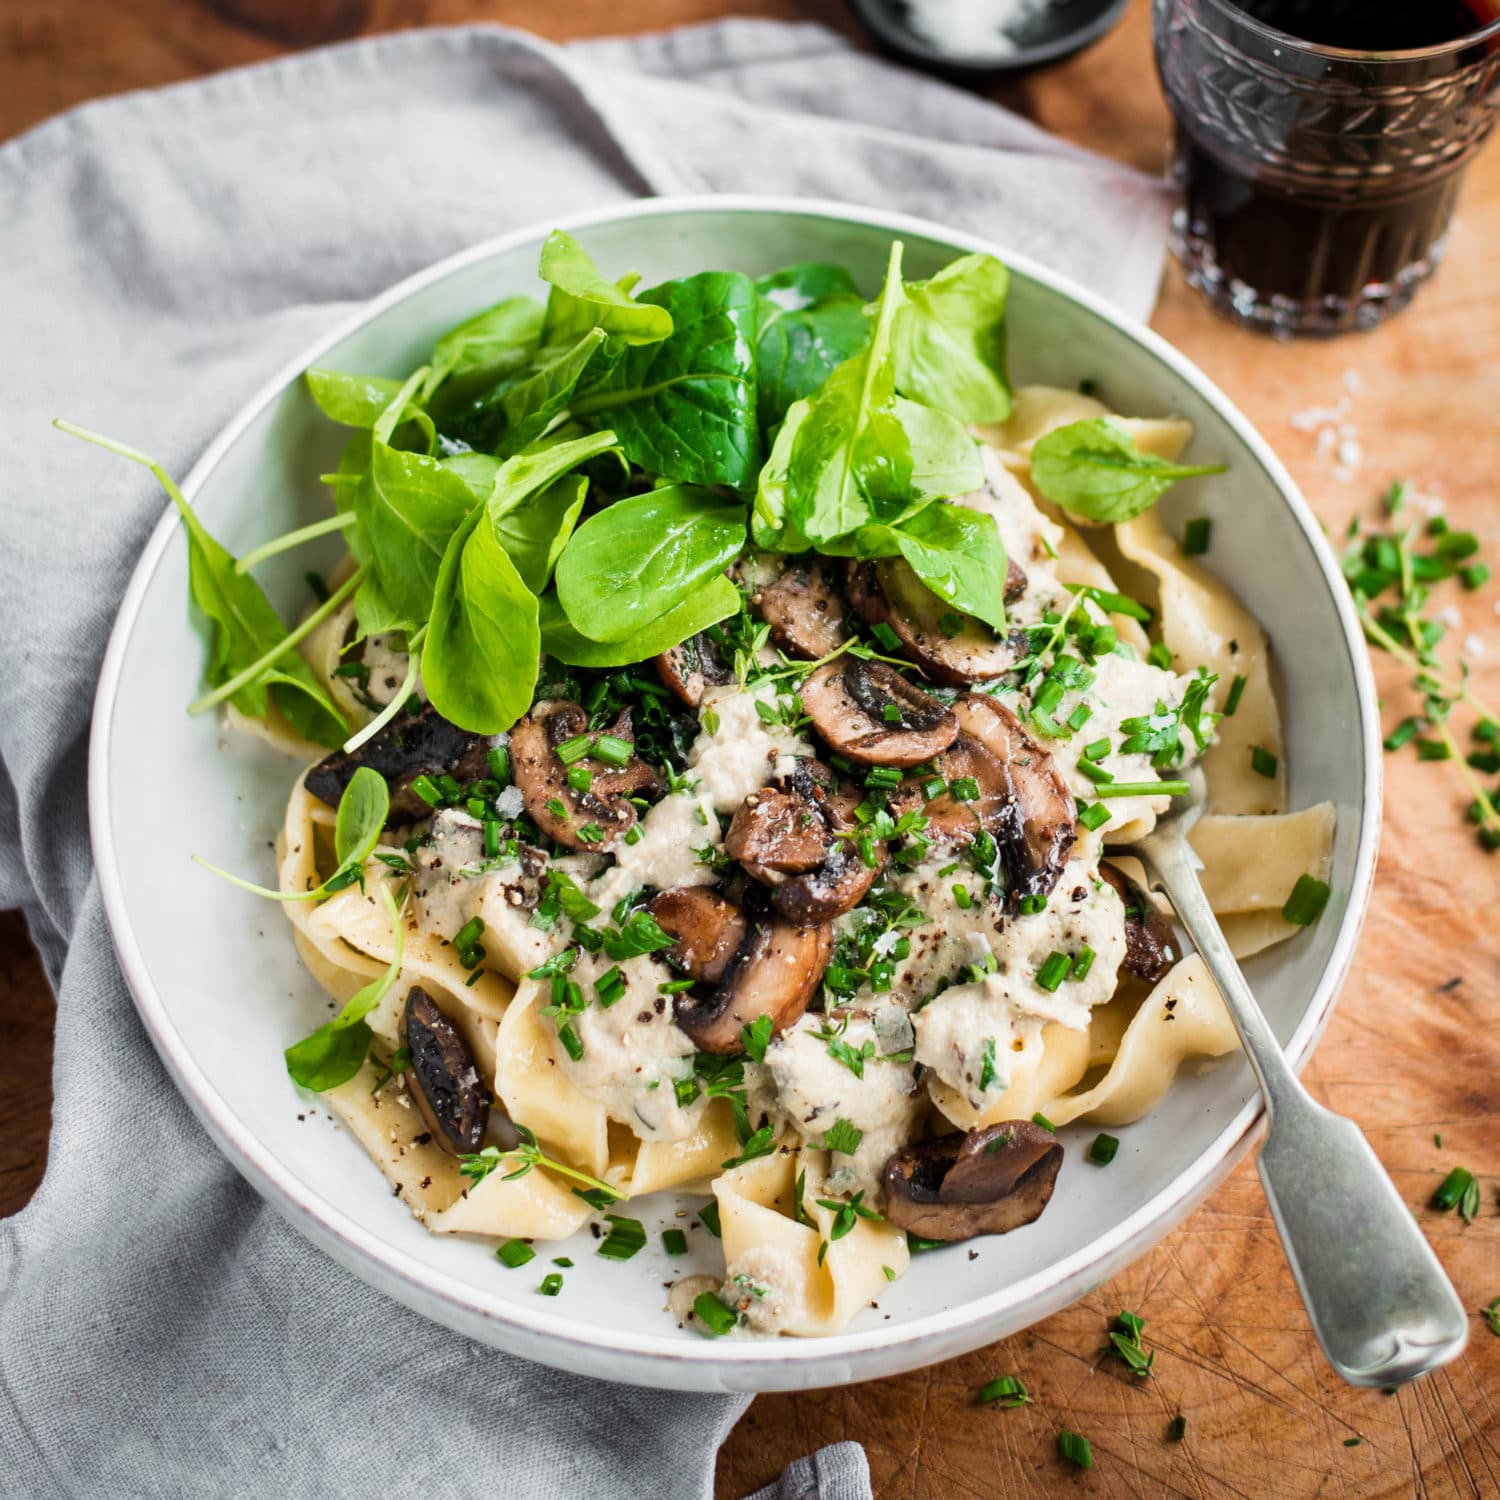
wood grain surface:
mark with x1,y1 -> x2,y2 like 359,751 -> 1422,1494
4,3 -> 1499,1496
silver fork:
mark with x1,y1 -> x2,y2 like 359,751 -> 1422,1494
1114,765 -> 1469,1387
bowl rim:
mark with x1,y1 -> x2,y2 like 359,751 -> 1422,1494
88,192 -> 1383,1383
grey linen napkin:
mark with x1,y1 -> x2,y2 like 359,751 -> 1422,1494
0,20 -> 1169,1499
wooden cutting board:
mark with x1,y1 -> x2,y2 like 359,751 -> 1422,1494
3,3 -> 1497,1495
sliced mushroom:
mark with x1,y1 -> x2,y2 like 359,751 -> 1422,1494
305,701 -> 496,825
648,887 -> 750,986
863,558 -> 1030,686
920,731 -> 1008,848
755,559 -> 850,659
402,987 -> 489,1156
799,658 -> 958,767
954,694 -> 1076,904
1099,862 -> 1178,982
725,786 -> 833,878
656,630 -> 734,708
770,826 -> 881,924
509,700 -> 661,850
883,1121 -> 1063,1241
673,908 -> 833,1054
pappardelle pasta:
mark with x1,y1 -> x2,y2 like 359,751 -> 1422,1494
135,234 -> 1338,1339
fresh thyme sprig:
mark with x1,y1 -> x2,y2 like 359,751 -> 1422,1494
458,1123 -> 623,1202
1343,481 -> 1500,852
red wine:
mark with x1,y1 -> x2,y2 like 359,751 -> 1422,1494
1155,0 -> 1500,333
1235,0 -> 1498,51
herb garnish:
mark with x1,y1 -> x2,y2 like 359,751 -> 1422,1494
458,1123 -> 623,1203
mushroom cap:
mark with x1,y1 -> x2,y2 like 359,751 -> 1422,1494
799,658 -> 958,768
509,700 -> 661,850
725,786 -> 834,877
1099,862 -> 1178,982
756,559 -> 850,660
402,987 -> 490,1156
648,886 -> 750,986
655,630 -> 734,708
952,694 -> 1077,903
305,701 -> 495,825
769,832 -> 881,924
672,906 -> 834,1054
883,1121 -> 1063,1241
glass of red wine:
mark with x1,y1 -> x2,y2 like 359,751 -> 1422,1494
1153,0 -> 1500,335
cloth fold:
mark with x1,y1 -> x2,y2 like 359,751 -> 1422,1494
0,20 -> 1169,1498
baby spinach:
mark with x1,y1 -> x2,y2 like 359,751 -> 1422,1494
572,271 -> 762,488
554,484 -> 746,644
755,263 -> 870,431
494,473 -> 588,593
1030,418 -> 1226,523
54,421 -> 347,746
889,252 -> 1012,423
422,504 -> 540,735
539,229 -> 674,347
869,503 -> 1010,631
305,369 -> 409,428
538,574 -> 740,667
424,295 -> 544,401
285,881 -> 405,1091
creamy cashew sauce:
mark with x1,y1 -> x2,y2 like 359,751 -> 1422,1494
406,450 -> 1197,1309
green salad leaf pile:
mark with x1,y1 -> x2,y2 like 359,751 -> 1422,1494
60,232 -> 1219,747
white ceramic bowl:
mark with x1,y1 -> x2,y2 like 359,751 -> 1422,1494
89,197 -> 1380,1392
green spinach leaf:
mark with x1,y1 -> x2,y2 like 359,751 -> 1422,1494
285,881 -> 405,1091
539,230 -> 674,347
305,368 -> 436,453
495,473 -> 588,593
856,503 -> 1010,631
422,503 -> 540,735
554,484 -> 747,643
889,252 -> 1012,423
538,573 -> 740,667
1030,418 -> 1227,523
755,263 -> 870,431
572,271 -> 762,488
424,295 -> 544,401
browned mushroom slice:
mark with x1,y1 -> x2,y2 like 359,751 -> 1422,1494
725,786 -> 833,880
509,700 -> 661,850
674,911 -> 833,1054
770,834 -> 881,924
305,701 -> 496,825
755,559 -> 850,659
799,658 -> 958,768
402,987 -> 490,1156
872,558 -> 1029,687
1099,862 -> 1177,982
954,694 -> 1076,903
883,1121 -> 1063,1242
648,887 -> 750,986
655,630 -> 734,708
920,732 -> 1007,848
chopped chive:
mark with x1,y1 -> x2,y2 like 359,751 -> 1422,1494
454,916 -> 485,953
593,734 -> 633,767
554,733 -> 594,766
1281,874 -> 1331,926
1018,893 -> 1048,915
662,1228 -> 689,1256
1036,952 -> 1071,992
577,822 -> 605,843
1182,517 -> 1212,556
597,1214 -> 647,1261
1147,642 -> 1173,670
693,1291 -> 737,1336
1432,1166 -> 1476,1212
865,765 -> 903,789
1077,758 -> 1114,785
1071,946 -> 1097,981
1223,674 -> 1247,717
483,819 -> 500,858
978,1376 -> 1031,1408
949,776 -> 980,802
1461,562 -> 1491,591
538,1272 -> 563,1296
1089,1133 -> 1120,1165
552,1256 -> 574,1267
882,702 -> 902,723
1383,716 -> 1425,751
952,883 -> 972,910
1095,779 -> 1189,798
487,746 -> 511,782
1058,1430 -> 1093,1470
658,978 -> 696,995
1415,739 -> 1452,762
1066,701 -> 1093,733
1032,1112 -> 1056,1132
566,765 -> 593,792
1078,801 -> 1111,832
411,773 -> 443,808
697,1201 -> 722,1238
1250,746 -> 1278,778
496,1239 -> 535,1269
907,1232 -> 947,1252
1080,585 -> 1153,622
1167,1414 -> 1187,1442
595,966 -> 626,1008
1084,737 -> 1111,761
623,825 -> 643,846
870,621 -> 902,653
557,1022 -> 584,1062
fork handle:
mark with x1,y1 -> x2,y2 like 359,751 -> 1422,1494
1134,830 -> 1469,1387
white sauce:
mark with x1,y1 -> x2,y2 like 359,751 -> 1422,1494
689,684 -> 810,813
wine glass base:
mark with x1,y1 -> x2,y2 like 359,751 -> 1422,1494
1171,210 -> 1448,339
